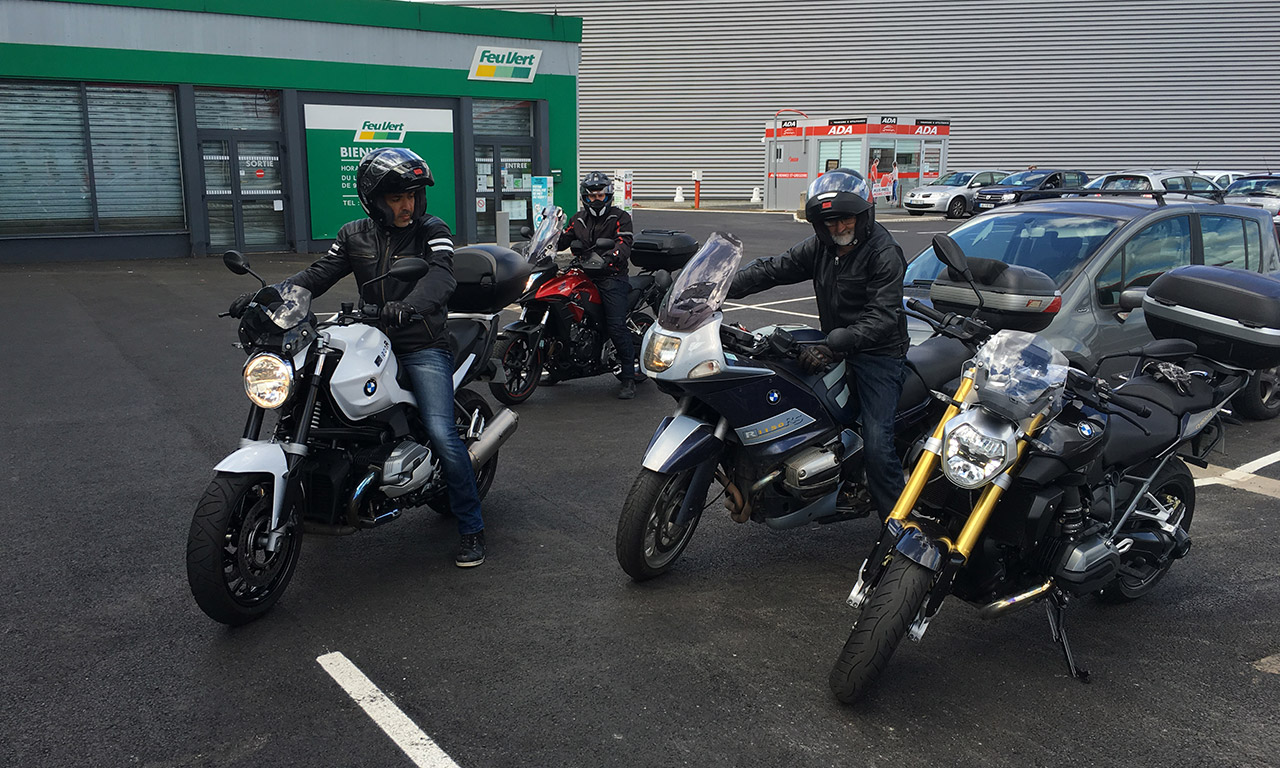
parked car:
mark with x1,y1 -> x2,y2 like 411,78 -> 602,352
1082,168 -> 1223,200
1223,174 -> 1280,229
1196,170 -> 1253,188
903,169 -> 1012,219
972,169 -> 1089,210
902,193 -> 1280,418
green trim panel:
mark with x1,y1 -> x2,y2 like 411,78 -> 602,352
42,0 -> 582,43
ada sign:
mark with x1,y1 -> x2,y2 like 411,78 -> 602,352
469,46 -> 542,83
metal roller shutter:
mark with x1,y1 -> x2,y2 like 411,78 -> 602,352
86,85 -> 185,230
0,81 -> 92,234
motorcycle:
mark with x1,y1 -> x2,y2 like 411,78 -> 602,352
488,206 -> 679,405
613,232 -> 1050,581
186,250 -> 521,625
828,238 -> 1268,703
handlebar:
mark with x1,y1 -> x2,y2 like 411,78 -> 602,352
905,298 -> 993,344
1067,368 -> 1152,419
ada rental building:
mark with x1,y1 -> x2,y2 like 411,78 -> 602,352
0,0 -> 582,262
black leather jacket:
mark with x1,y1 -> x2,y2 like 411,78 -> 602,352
556,206 -> 634,276
728,222 -> 909,357
287,215 -> 456,354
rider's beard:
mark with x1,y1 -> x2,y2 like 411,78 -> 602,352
832,231 -> 855,246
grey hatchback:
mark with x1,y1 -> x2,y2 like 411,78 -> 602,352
903,193 -> 1280,418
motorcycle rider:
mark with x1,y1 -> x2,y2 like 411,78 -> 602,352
229,148 -> 487,567
557,171 -> 638,399
728,169 -> 910,518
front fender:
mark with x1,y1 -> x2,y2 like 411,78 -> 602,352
500,320 -> 545,346
214,442 -> 289,527
894,523 -> 948,572
642,414 -> 723,474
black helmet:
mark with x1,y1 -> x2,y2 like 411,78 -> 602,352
580,170 -> 614,216
356,148 -> 434,227
804,169 -> 874,248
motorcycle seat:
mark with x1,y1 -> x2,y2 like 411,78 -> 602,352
1113,374 -> 1215,417
627,273 -> 656,309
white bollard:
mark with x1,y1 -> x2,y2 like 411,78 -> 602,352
750,187 -> 762,203
673,186 -> 685,202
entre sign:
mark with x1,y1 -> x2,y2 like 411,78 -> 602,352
468,46 -> 542,82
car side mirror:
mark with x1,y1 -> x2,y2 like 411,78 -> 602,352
1118,288 -> 1146,311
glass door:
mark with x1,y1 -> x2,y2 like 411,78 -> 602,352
474,142 -> 533,243
201,137 -> 287,252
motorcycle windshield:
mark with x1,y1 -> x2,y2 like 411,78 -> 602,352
972,330 -> 1069,421
527,206 -> 564,266
252,282 -> 313,330
658,231 -> 742,332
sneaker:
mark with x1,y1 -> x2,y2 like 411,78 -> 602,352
455,531 -> 486,568
618,379 -> 636,400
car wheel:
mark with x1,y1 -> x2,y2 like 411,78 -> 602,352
1233,365 -> 1280,420
945,196 -> 967,219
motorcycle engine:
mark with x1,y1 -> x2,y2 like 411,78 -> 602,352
567,324 -> 598,364
782,446 -> 843,499
379,440 -> 436,498
1049,530 -> 1120,595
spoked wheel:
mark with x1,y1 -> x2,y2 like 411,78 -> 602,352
489,336 -> 542,405
1097,459 -> 1195,603
945,196 -> 968,219
429,388 -> 499,515
186,473 -> 303,626
615,467 -> 704,581
829,554 -> 933,704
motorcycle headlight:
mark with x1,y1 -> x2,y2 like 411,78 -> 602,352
243,353 -> 294,409
941,419 -> 1017,489
644,332 -> 681,372
523,272 -> 540,292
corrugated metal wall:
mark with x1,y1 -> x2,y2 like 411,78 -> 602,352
431,0 -> 1280,200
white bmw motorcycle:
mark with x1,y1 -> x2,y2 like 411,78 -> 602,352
186,251 -> 519,625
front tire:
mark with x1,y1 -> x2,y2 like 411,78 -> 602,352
829,555 -> 933,704
615,467 -> 704,581
945,196 -> 967,219
186,473 -> 303,626
489,335 -> 541,405
1096,459 -> 1195,603
1233,365 -> 1280,420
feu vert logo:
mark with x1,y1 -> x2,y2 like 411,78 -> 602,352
354,120 -> 406,143
468,46 -> 542,83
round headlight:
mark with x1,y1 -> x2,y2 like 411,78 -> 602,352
942,422 -> 1013,489
244,353 -> 294,409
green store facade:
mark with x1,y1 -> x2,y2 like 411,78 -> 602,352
0,0 -> 582,262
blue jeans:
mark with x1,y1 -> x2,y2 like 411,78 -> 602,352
846,352 -> 907,517
595,274 -> 635,381
397,347 -> 484,536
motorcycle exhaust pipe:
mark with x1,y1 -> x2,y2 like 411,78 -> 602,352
978,580 -> 1053,620
469,407 -> 519,471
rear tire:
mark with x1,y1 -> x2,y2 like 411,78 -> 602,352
615,468 -> 704,581
186,473 -> 303,626
945,196 -> 967,219
1096,459 -> 1194,603
489,336 -> 541,405
829,555 -> 933,704
1233,365 -> 1280,420
428,389 -> 499,514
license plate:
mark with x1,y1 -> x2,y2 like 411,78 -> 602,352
978,203 -> 994,209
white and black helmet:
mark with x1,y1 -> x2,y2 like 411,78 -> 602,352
580,170 -> 614,216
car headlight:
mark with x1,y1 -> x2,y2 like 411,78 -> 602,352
1001,193 -> 1017,202
942,421 -> 1015,489
644,332 -> 681,372
244,353 -> 294,409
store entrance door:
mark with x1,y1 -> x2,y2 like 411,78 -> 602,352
201,136 -> 288,252
474,142 -> 533,243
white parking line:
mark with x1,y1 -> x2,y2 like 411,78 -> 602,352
318,652 -> 461,768
1253,654 -> 1280,674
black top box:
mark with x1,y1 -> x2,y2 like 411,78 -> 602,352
1144,265 -> 1280,369
449,244 -> 532,313
632,229 -> 699,271
928,258 -> 1061,333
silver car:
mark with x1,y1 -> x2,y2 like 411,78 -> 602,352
1083,168 -> 1223,199
904,169 -> 1011,219
1223,174 -> 1280,228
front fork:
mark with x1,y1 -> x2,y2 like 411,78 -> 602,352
254,347 -> 328,549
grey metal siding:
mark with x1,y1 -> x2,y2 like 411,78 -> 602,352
435,0 -> 1280,199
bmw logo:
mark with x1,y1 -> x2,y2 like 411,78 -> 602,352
364,379 -> 378,396
1078,420 -> 1096,438
766,390 -> 781,405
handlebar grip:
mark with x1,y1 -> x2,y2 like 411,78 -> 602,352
906,298 -> 947,324
1108,393 -> 1152,418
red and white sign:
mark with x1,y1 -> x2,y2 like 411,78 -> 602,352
768,172 -> 809,179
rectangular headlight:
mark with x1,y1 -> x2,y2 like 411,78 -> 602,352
644,332 -> 681,372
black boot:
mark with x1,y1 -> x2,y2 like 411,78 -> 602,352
455,531 -> 486,568
618,379 -> 636,400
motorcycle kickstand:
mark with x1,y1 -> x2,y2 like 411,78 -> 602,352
1045,589 -> 1090,683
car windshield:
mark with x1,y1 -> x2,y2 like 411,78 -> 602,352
1226,178 -> 1280,198
657,232 -> 742,332
904,210 -> 1123,288
932,171 -> 973,186
996,170 -> 1049,187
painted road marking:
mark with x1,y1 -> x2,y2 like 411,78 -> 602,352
318,652 -> 461,768
1253,654 -> 1280,674
1192,448 -> 1280,499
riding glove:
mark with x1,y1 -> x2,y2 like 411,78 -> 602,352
228,292 -> 254,318
799,343 -> 843,374
381,300 -> 416,329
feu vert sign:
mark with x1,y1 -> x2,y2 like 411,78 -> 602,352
468,46 -> 542,83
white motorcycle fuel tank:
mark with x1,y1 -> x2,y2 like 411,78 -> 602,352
324,324 -> 417,420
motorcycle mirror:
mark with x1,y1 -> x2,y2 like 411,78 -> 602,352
519,225 -> 534,239
595,237 -> 615,250
826,328 -> 856,350
931,234 -> 983,310
223,249 -> 266,286
388,257 -> 430,282
569,239 -> 586,251
1118,288 -> 1146,311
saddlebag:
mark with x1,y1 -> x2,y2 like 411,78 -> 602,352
1144,265 -> 1280,369
632,229 -> 699,271
449,244 -> 533,314
929,259 -> 1060,333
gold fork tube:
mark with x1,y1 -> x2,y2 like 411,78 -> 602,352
953,414 -> 1046,557
888,374 -> 975,522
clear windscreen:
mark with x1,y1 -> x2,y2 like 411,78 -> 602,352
253,282 -> 313,330
972,330 -> 1069,420
657,232 -> 742,332
527,206 -> 565,265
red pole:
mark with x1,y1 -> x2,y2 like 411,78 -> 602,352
694,180 -> 701,209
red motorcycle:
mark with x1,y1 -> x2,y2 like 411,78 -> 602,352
489,207 -> 695,405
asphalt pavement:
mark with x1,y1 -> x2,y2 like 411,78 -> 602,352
2,210 -> 1277,767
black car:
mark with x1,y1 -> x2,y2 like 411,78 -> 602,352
973,169 -> 1090,211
